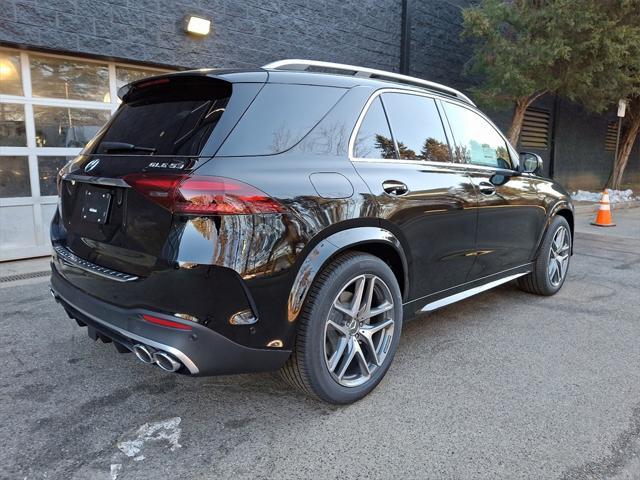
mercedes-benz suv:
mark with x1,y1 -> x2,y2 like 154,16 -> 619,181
50,59 -> 574,404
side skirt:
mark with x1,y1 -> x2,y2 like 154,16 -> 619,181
403,263 -> 533,317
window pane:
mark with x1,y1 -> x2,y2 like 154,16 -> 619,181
354,97 -> 396,159
38,156 -> 73,196
443,103 -> 513,169
218,84 -> 346,156
0,103 -> 27,146
116,66 -> 163,89
33,106 -> 110,148
30,55 -> 109,102
111,66 -> 164,103
381,93 -> 451,162
0,51 -> 23,95
95,85 -> 230,156
0,156 -> 30,198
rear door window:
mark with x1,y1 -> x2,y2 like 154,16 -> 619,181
443,102 -> 513,169
353,97 -> 396,159
381,93 -> 451,162
218,84 -> 346,156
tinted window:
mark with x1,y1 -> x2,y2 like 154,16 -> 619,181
353,97 -> 396,159
443,102 -> 513,169
219,84 -> 345,156
95,84 -> 230,156
381,93 -> 451,162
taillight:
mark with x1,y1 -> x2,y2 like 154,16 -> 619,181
123,174 -> 284,215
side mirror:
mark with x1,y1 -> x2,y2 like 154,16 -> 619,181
519,152 -> 543,174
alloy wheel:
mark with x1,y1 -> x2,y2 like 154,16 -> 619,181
323,274 -> 395,388
548,226 -> 570,287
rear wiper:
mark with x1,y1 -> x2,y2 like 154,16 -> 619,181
100,141 -> 156,154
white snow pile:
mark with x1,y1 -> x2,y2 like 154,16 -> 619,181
571,189 -> 637,203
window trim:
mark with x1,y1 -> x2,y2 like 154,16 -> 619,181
379,91 -> 454,162
349,88 -> 455,165
349,87 -> 520,174
439,98 -> 520,172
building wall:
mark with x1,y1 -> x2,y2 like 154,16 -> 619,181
553,100 -> 640,191
408,0 -> 473,90
0,0 -> 402,71
1,0 -> 638,194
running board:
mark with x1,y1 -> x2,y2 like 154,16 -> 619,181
421,272 -> 530,312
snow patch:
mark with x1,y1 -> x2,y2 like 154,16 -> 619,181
117,417 -> 182,458
110,463 -> 122,480
571,189 -> 637,203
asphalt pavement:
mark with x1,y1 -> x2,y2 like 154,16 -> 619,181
1,209 -> 638,480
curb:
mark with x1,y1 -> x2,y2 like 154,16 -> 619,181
573,200 -> 640,214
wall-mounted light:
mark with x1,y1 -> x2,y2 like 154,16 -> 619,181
184,15 -> 211,36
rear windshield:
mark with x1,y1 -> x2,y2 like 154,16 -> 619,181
92,79 -> 231,156
217,84 -> 346,156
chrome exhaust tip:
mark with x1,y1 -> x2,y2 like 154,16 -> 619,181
132,344 -> 155,364
152,351 -> 182,372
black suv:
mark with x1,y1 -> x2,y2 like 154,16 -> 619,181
50,60 -> 573,404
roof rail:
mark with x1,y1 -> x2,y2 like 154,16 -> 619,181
262,59 -> 474,105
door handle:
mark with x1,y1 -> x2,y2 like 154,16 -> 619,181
478,181 -> 496,196
382,180 -> 408,196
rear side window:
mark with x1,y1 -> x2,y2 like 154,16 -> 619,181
94,80 -> 231,156
218,84 -> 345,156
381,93 -> 451,162
353,97 -> 396,159
443,102 -> 513,169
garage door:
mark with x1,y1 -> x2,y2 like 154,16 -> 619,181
0,48 -> 166,261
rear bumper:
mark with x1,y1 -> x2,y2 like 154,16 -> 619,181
50,265 -> 291,376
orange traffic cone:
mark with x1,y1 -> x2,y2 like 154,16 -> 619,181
590,189 -> 616,227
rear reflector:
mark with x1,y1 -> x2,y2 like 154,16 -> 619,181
123,174 -> 284,215
142,314 -> 193,330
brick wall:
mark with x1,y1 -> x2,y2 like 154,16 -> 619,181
0,0 -> 402,71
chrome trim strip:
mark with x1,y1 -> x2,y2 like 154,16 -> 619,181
63,173 -> 130,188
262,59 -> 475,105
420,271 -> 530,312
53,245 -> 139,282
347,88 -> 519,169
56,293 -> 200,374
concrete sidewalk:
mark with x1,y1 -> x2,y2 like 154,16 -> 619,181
0,256 -> 51,284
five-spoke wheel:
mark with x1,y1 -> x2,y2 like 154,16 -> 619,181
518,215 -> 572,296
548,225 -> 570,287
324,274 -> 395,387
281,252 -> 403,404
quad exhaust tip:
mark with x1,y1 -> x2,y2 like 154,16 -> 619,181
133,344 -> 155,364
133,344 -> 182,372
152,351 -> 182,372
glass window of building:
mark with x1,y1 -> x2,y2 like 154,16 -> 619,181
38,156 -> 74,196
33,106 -> 111,148
30,55 -> 110,102
0,51 -> 23,96
0,104 -> 27,146
0,156 -> 30,198
0,47 -> 170,260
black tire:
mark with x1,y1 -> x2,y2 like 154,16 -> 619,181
518,215 -> 572,296
280,251 -> 403,404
